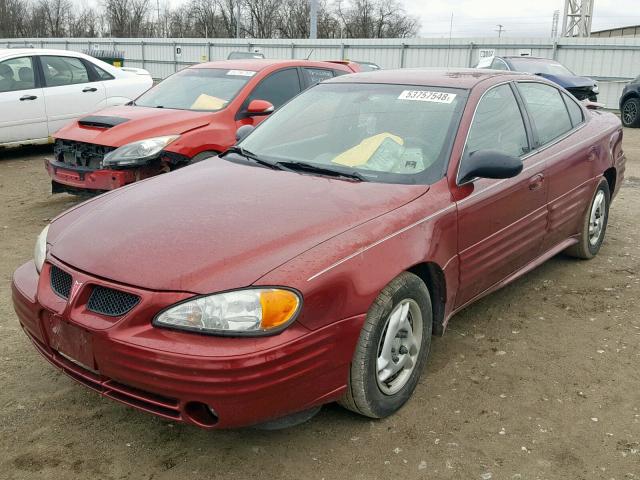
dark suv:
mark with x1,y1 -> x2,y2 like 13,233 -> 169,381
620,76 -> 640,127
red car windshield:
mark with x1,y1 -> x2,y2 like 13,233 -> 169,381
135,68 -> 255,111
239,83 -> 467,184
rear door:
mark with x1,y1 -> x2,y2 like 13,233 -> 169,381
38,55 -> 107,135
515,81 -> 594,250
0,56 -> 48,144
455,83 -> 547,306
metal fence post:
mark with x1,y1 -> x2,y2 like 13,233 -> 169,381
467,41 -> 475,67
400,43 -> 407,68
173,41 -> 177,72
208,42 -> 213,62
552,40 -> 558,60
291,43 -> 295,59
141,40 -> 146,70
340,42 -> 345,60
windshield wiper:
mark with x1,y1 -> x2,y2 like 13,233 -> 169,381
274,161 -> 368,182
221,146 -> 281,170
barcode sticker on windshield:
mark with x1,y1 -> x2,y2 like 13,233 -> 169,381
226,70 -> 256,77
398,90 -> 456,103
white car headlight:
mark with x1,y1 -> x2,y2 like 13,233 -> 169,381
154,288 -> 302,336
592,84 -> 599,94
102,135 -> 179,167
34,225 -> 50,273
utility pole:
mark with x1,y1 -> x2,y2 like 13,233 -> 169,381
562,0 -> 594,37
236,0 -> 241,38
496,24 -> 505,38
551,9 -> 560,38
310,0 -> 318,39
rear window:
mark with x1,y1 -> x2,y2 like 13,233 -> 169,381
517,82 -> 573,146
135,68 -> 253,111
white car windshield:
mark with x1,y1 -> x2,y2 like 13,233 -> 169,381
238,83 -> 467,184
135,68 -> 254,111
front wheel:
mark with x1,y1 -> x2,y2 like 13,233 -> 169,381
622,98 -> 640,128
339,272 -> 432,418
565,178 -> 610,259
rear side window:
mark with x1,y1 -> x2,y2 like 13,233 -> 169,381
90,63 -> 115,81
562,91 -> 584,127
490,58 -> 509,70
465,84 -> 529,158
41,56 -> 90,87
0,57 -> 35,92
303,68 -> 333,86
517,82 -> 573,146
247,68 -> 301,109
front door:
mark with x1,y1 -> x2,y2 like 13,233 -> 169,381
0,56 -> 47,144
455,83 -> 548,307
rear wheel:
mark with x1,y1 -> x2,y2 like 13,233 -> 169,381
621,97 -> 640,128
339,272 -> 432,418
565,178 -> 610,259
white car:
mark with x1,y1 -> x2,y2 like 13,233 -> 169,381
0,49 -> 153,147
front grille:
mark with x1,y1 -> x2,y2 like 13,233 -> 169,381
87,286 -> 139,317
566,86 -> 596,101
54,139 -> 115,169
50,265 -> 72,299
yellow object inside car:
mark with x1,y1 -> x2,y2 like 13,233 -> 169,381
191,94 -> 227,111
332,132 -> 404,167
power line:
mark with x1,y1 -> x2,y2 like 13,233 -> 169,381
495,24 -> 505,37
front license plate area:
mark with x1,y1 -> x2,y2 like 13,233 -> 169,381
46,314 -> 95,371
55,168 -> 82,182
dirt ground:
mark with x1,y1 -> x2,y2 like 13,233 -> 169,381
0,129 -> 639,480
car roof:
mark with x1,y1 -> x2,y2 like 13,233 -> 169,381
0,48 -> 92,58
191,59 -> 351,71
327,68 -> 529,89
502,56 -> 559,63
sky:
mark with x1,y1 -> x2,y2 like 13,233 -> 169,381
399,0 -> 640,37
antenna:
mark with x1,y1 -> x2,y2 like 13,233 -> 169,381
306,49 -> 315,60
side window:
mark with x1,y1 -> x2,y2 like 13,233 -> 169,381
41,56 -> 90,87
0,57 -> 36,93
490,58 -> 509,70
517,82 -> 573,146
465,84 -> 529,158
333,69 -> 348,77
562,91 -> 584,127
89,63 -> 115,81
303,68 -> 334,87
247,68 -> 301,109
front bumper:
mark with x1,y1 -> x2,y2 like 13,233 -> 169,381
45,158 -> 142,192
12,260 -> 365,428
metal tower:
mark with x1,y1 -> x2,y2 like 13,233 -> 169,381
561,0 -> 595,37
551,10 -> 560,38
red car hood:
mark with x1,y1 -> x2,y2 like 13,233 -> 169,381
53,106 -> 213,147
48,160 -> 428,293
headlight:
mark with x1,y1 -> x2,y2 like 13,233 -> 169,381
102,135 -> 179,167
154,288 -> 302,336
34,225 -> 49,273
592,84 -> 599,94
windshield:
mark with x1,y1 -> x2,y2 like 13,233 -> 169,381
135,68 -> 254,111
509,59 -> 575,76
238,83 -> 467,184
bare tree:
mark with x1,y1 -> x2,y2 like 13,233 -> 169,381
104,0 -> 150,37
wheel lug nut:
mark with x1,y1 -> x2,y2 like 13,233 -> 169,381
399,346 -> 408,354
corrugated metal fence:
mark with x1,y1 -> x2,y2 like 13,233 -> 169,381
3,37 -> 640,109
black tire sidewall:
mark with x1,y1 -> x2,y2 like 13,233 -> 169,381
361,276 -> 433,418
622,98 -> 640,127
586,180 -> 610,257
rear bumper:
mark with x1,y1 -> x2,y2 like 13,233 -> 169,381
12,260 -> 364,429
45,158 -> 138,192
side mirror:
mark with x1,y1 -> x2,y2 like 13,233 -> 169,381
236,124 -> 255,142
458,150 -> 523,185
246,99 -> 274,117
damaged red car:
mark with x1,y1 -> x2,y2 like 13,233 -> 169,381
14,69 -> 625,429
46,59 -> 356,194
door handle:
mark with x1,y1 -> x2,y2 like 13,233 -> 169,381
528,173 -> 544,191
82,87 -> 98,93
20,95 -> 38,101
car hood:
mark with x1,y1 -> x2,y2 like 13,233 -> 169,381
536,73 -> 595,89
53,105 -> 213,147
48,160 -> 428,293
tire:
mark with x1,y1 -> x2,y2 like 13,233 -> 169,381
339,272 -> 433,418
621,97 -> 640,128
565,178 -> 610,259
190,151 -> 219,164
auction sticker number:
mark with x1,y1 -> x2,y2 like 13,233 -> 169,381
398,90 -> 456,104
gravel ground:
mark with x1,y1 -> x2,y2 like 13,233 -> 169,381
0,129 -> 639,480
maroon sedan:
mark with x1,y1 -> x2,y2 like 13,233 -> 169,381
12,69 -> 625,429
